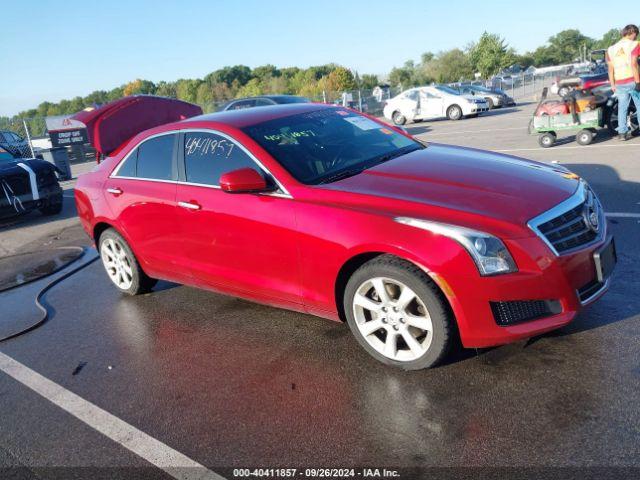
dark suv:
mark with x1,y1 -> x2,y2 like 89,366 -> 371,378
220,95 -> 310,111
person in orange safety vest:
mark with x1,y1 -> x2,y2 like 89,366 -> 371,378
606,24 -> 640,140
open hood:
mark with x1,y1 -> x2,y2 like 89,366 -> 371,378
72,95 -> 202,156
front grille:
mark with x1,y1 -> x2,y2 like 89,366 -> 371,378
577,279 -> 604,303
490,300 -> 558,326
533,184 -> 603,255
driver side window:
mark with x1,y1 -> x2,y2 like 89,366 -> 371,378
183,132 -> 264,187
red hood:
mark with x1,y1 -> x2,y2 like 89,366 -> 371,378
321,144 -> 579,228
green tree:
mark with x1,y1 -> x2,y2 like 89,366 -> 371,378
327,66 -> 357,91
360,74 -> 379,89
123,79 -> 156,96
175,79 -> 201,103
155,81 -> 177,98
547,29 -> 594,64
594,28 -> 621,50
468,32 -> 515,78
423,49 -> 474,83
236,78 -> 263,97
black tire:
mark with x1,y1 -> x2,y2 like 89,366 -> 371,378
98,228 -> 157,295
485,97 -> 494,109
607,102 -> 639,136
391,111 -> 407,126
576,129 -> 594,146
558,86 -> 570,98
343,255 -> 453,370
40,196 -> 63,216
446,104 -> 463,121
538,132 -> 556,148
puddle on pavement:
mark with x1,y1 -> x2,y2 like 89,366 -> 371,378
0,248 -> 84,292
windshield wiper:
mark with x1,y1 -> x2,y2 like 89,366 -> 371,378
316,167 -> 366,185
374,146 -> 422,165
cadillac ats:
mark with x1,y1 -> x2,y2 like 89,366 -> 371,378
75,102 -> 615,370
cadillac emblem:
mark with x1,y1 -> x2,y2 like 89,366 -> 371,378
583,191 -> 600,233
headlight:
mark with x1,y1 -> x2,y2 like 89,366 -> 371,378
395,217 -> 518,276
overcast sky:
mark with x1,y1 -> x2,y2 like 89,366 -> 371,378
1,0 -> 634,116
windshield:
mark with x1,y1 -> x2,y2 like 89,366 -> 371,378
471,86 -> 492,93
243,108 -> 423,184
435,85 -> 461,96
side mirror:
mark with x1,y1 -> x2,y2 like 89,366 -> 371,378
219,167 -> 273,193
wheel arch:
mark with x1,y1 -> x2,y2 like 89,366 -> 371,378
334,251 -> 459,330
93,221 -> 116,244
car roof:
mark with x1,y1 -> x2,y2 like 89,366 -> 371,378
180,102 -> 331,129
229,94 -> 303,102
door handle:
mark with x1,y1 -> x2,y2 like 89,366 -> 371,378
107,187 -> 123,196
178,201 -> 201,210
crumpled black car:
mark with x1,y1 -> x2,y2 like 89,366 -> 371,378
0,153 -> 63,219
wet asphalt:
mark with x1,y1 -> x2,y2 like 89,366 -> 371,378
0,102 -> 639,479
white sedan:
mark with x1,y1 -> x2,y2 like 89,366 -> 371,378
383,85 -> 489,125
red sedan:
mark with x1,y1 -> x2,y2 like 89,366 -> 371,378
75,102 -> 615,370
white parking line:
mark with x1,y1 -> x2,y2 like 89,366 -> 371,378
0,351 -> 225,480
420,126 -> 525,136
606,212 -> 640,218
496,143 -> 640,153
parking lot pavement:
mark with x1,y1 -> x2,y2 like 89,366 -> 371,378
0,103 -> 639,478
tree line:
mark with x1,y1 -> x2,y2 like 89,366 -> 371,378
0,27 -> 627,136
389,28 -> 622,87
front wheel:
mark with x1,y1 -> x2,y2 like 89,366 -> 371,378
485,97 -> 494,109
576,129 -> 595,146
344,255 -> 453,370
391,111 -> 407,126
99,228 -> 157,295
40,195 -> 63,215
538,132 -> 556,148
447,105 -> 463,121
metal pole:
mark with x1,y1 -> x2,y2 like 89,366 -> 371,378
358,90 -> 363,112
22,119 -> 35,158
322,90 -> 327,104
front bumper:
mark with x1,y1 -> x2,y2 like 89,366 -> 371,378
0,183 -> 62,219
432,233 -> 612,348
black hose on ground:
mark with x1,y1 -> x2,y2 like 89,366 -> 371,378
0,248 -> 99,342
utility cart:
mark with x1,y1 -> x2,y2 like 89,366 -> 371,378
531,108 -> 603,148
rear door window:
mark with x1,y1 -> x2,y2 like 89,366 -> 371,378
115,134 -> 176,180
183,132 -> 264,186
136,134 -> 176,180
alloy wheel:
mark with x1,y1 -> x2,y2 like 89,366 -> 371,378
100,237 -> 134,290
352,277 -> 433,362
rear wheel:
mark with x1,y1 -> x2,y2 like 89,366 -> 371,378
558,86 -> 571,98
538,132 -> 556,148
607,102 -> 639,136
98,228 -> 157,295
392,111 -> 407,126
344,255 -> 453,370
447,105 -> 463,121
